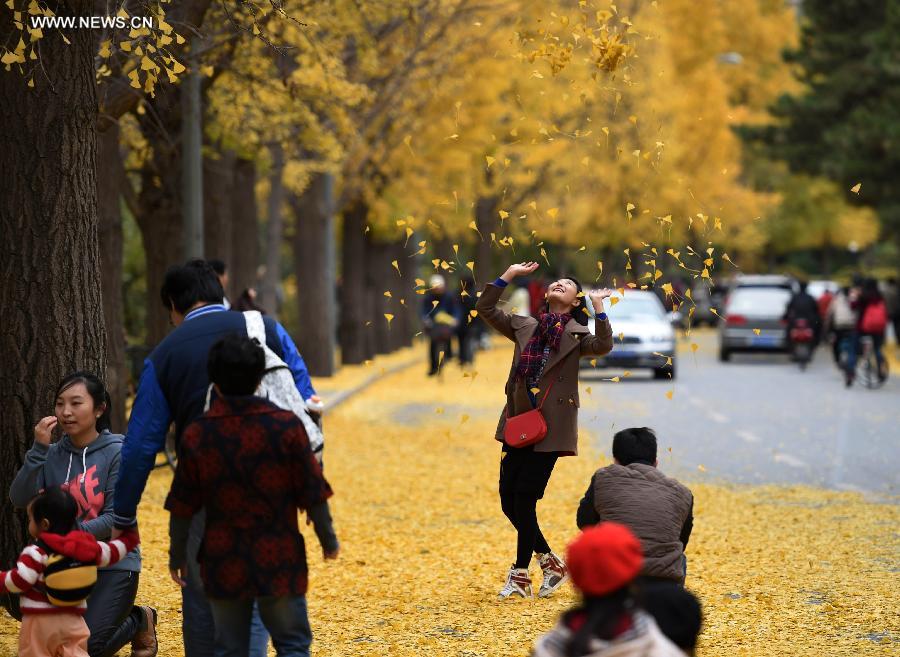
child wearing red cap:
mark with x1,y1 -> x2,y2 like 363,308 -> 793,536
532,523 -> 686,657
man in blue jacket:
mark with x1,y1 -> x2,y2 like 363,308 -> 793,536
113,259 -> 318,657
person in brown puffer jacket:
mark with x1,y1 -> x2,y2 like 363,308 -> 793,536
576,428 -> 693,584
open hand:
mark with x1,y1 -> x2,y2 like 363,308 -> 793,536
501,261 -> 539,282
34,417 -> 58,446
588,288 -> 614,312
170,565 -> 188,588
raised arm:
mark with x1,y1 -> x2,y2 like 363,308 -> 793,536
475,262 -> 539,341
9,417 -> 55,508
580,288 -> 614,356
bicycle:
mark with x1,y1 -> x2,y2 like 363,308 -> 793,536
855,335 -> 888,389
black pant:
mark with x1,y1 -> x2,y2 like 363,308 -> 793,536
499,447 -> 558,568
429,337 -> 452,373
84,570 -> 143,657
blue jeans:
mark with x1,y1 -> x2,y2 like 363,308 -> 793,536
183,511 -> 270,657
208,595 -> 312,657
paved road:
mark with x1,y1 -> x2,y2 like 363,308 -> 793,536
579,331 -> 899,497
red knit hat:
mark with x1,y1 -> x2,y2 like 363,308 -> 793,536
566,523 -> 643,596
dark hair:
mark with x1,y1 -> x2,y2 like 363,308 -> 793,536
566,587 -> 634,656
207,259 -> 227,276
233,289 -> 265,314
160,259 -> 225,314
638,582 -> 702,652
612,427 -> 657,465
55,372 -> 111,433
207,334 -> 266,396
30,488 -> 78,535
542,276 -> 589,326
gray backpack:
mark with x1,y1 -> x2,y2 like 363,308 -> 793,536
204,311 -> 324,462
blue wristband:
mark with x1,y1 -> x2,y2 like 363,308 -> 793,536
597,312 -> 608,320
493,278 -> 508,288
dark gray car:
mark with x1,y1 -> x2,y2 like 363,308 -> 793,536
719,287 -> 793,361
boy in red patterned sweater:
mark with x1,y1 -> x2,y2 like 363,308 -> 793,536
1,487 -> 140,657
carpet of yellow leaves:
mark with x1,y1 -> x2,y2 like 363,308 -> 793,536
1,345 -> 896,655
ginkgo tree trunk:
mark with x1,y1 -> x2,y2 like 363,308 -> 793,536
0,5 -> 107,567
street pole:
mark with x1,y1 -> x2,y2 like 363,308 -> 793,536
182,48 -> 204,259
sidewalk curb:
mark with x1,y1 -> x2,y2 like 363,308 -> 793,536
321,357 -> 421,414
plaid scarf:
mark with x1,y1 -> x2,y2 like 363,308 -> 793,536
516,311 -> 571,386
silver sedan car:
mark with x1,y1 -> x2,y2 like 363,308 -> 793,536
718,286 -> 793,361
583,290 -> 678,379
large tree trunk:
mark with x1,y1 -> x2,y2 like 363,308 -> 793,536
136,85 -> 184,346
231,158 -> 260,296
339,199 -> 370,364
292,174 -> 337,375
0,8 -> 107,566
97,123 -> 128,433
398,241 -> 419,347
259,143 -> 286,316
203,147 -> 236,291
369,241 -> 393,354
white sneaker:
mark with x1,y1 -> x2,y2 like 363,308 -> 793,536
537,552 -> 569,598
498,564 -> 533,599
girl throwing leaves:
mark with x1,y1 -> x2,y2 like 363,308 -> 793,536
475,262 -> 613,599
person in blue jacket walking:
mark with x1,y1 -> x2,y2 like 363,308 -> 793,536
112,259 -> 318,657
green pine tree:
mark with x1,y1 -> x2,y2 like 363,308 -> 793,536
741,0 -> 900,262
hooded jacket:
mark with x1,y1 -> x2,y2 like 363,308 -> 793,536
533,610 -> 686,657
10,430 -> 140,572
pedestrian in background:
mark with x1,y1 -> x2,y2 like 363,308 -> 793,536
882,277 -> 899,346
824,287 -> 857,367
477,261 -> 613,600
421,274 -> 460,376
532,523 -> 686,657
457,276 -> 480,367
208,259 -> 231,310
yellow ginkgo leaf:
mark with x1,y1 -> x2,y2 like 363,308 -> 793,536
485,155 -> 495,168
384,313 -> 394,326
691,343 -> 698,353
391,260 -> 401,276
698,464 -> 707,472
753,328 -> 761,336
851,183 -> 861,194
666,390 -> 673,400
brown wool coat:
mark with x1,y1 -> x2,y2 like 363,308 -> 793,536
592,463 -> 693,581
475,282 -> 613,456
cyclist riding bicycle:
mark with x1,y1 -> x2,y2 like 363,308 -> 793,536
847,278 -> 888,386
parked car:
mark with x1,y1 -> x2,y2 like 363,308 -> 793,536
718,286 -> 793,361
727,273 -> 799,294
584,290 -> 678,379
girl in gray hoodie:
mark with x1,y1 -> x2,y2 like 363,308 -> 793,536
10,372 -> 158,657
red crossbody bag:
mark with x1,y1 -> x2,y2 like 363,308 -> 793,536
503,380 -> 555,448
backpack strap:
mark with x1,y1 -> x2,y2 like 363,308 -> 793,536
243,310 -> 266,344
